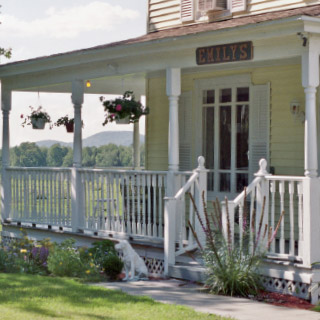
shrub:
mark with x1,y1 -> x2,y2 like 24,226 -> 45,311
88,239 -> 117,266
47,239 -> 99,278
0,231 -> 53,275
47,239 -> 84,277
87,240 -> 123,279
0,248 -> 18,273
189,193 -> 285,297
102,254 -> 124,280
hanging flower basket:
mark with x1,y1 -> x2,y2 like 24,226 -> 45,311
55,115 -> 78,133
31,117 -> 46,129
100,91 -> 149,125
21,106 -> 52,130
115,116 -> 130,125
65,122 -> 74,133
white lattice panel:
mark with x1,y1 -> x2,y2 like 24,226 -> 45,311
261,275 -> 310,300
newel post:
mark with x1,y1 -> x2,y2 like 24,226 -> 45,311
254,159 -> 270,248
1,86 -> 11,221
71,80 -> 85,232
194,156 -> 208,247
164,195 -> 176,275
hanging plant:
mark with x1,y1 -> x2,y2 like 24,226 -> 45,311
55,115 -> 75,133
100,91 -> 149,125
21,106 -> 52,130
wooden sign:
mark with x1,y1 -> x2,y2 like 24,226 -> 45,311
196,41 -> 253,65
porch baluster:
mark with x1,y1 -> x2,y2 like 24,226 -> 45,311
147,174 -> 151,236
270,180 -> 276,253
158,175 -> 164,238
142,174 -> 147,236
279,181 -> 285,254
289,181 -> 295,256
136,174 -> 141,235
152,174 -> 157,237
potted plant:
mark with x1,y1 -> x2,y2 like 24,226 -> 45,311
100,91 -> 149,125
55,115 -> 75,133
21,106 -> 52,129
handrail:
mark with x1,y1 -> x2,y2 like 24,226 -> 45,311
232,176 -> 262,206
174,171 -> 199,200
6,167 -> 71,172
265,175 -> 305,182
79,168 -> 168,175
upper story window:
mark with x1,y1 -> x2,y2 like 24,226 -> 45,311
180,0 -> 247,23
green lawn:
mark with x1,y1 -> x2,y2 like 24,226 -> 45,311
0,274 -> 230,320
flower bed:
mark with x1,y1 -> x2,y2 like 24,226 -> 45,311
0,230 -> 123,281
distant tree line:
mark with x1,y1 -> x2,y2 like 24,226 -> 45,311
0,142 -> 145,168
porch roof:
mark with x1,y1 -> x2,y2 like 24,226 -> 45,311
1,4 -> 320,70
1,4 -> 320,94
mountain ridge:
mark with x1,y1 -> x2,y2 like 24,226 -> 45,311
35,131 -> 144,148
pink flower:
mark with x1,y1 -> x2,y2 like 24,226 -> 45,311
110,114 -> 115,118
115,104 -> 122,112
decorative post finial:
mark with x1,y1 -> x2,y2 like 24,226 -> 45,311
197,156 -> 205,170
254,158 -> 269,177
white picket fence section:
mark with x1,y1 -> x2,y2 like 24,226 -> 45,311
8,167 -> 72,227
223,159 -> 306,263
79,169 -> 167,239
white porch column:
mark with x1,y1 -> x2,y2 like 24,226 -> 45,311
72,80 -> 84,168
166,68 -> 181,174
301,36 -> 320,270
302,36 -> 320,177
71,80 -> 84,232
164,68 -> 181,275
1,86 -> 11,221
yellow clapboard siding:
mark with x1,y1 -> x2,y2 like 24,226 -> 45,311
146,64 -> 306,178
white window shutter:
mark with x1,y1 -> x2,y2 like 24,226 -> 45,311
181,0 -> 194,22
231,0 -> 247,13
179,91 -> 193,171
249,83 -> 270,180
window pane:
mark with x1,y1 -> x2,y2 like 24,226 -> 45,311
237,174 -> 248,192
219,106 -> 231,170
220,173 -> 230,192
203,90 -> 215,104
237,87 -> 249,102
203,107 -> 214,169
236,105 -> 249,169
220,88 -> 232,103
207,171 -> 214,192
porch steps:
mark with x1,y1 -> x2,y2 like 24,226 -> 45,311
169,262 -> 205,283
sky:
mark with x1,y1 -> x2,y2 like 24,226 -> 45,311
0,0 -> 147,146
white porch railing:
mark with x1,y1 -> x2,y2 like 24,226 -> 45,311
7,167 -> 72,227
5,158 -> 316,270
6,167 -> 167,240
163,157 -> 207,273
223,159 -> 306,263
79,169 -> 167,239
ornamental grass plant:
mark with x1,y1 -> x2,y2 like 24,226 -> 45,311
189,191 -> 285,297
